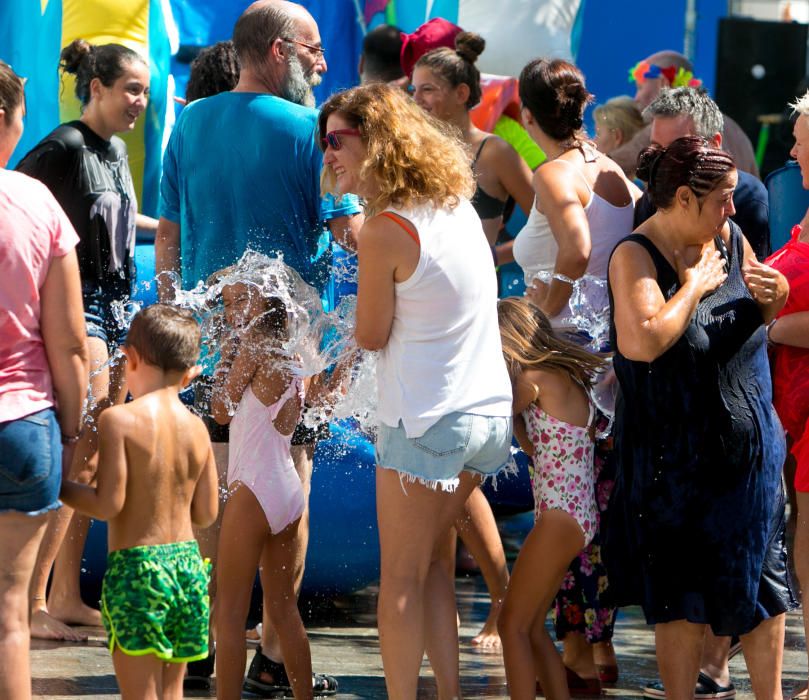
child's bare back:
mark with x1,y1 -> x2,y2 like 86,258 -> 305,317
60,304 -> 219,699
100,389 -> 216,552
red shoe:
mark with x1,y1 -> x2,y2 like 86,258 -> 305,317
566,667 -> 603,697
535,668 -> 603,697
597,663 -> 618,684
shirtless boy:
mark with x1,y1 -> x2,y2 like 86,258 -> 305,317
61,304 -> 218,700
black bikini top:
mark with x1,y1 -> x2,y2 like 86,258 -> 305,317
471,137 -> 507,220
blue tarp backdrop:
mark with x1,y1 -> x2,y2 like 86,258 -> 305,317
4,0 -> 727,180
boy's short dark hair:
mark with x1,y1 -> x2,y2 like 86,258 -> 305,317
125,304 -> 201,372
362,24 -> 405,83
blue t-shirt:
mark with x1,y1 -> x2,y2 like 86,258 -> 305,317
160,92 -> 360,292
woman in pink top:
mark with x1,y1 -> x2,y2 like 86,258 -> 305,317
0,62 -> 89,700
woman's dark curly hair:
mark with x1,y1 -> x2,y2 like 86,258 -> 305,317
186,41 -> 240,103
636,136 -> 735,209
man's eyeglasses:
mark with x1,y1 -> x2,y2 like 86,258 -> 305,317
321,128 -> 361,150
283,37 -> 325,57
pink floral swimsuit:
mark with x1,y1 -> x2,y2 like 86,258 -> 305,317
523,402 -> 598,546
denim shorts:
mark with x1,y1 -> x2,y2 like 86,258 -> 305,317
0,408 -> 62,515
83,281 -> 132,350
376,412 -> 513,491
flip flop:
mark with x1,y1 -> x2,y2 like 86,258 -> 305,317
791,686 -> 808,700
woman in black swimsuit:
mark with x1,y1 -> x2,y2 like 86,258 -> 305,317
16,38 -> 151,642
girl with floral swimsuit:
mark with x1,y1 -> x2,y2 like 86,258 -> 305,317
497,297 -> 606,700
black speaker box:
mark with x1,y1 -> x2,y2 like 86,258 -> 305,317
715,17 -> 807,175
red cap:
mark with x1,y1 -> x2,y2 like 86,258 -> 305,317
399,17 -> 463,79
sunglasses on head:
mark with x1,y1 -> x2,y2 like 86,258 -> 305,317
321,128 -> 361,150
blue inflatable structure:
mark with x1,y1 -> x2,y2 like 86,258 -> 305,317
86,240 -> 530,598
84,418 -> 380,594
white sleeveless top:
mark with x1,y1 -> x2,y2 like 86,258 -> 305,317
376,199 -> 513,438
513,159 -> 635,327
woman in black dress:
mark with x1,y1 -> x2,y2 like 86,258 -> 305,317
606,136 -> 790,697
16,38 -> 150,640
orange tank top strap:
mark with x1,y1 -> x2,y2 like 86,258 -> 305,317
377,211 -> 420,246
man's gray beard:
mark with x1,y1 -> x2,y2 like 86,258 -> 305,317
280,53 -> 321,108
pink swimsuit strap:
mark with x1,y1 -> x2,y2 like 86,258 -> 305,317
527,400 -> 595,433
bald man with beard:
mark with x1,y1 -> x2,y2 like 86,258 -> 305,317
156,1 -> 355,694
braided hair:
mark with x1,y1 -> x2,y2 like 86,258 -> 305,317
637,135 -> 735,209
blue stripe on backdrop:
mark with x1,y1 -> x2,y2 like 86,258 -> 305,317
143,0 -> 172,218
307,0 -> 367,101
577,0 -> 723,134
168,0 -> 367,105
5,1 -> 62,168
693,0 -> 723,95
577,0 -> 686,127
571,0 -> 586,60
393,0 -> 459,32
427,0 -> 459,24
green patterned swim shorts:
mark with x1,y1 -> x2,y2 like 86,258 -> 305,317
101,540 -> 211,663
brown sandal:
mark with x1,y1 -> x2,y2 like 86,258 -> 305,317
535,668 -> 603,697
597,663 -> 618,684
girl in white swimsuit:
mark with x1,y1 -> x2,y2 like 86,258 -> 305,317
209,279 -> 313,700
496,297 -> 607,699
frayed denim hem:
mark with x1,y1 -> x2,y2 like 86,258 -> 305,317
0,499 -> 62,517
478,452 -> 519,492
378,453 -> 518,496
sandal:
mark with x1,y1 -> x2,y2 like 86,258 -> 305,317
536,667 -> 602,697
597,663 -> 619,684
246,623 -> 262,647
184,649 -> 215,691
244,645 -> 338,697
643,672 -> 735,700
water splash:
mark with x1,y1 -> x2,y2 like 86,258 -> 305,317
531,271 -> 610,351
531,271 -> 615,428
76,250 -> 378,437
181,250 -> 377,430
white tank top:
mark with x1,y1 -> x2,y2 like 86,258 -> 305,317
376,199 -> 513,438
513,160 -> 635,326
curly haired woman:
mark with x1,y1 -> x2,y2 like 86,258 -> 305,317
319,83 -> 514,700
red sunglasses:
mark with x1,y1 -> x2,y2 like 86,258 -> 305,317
321,128 -> 361,150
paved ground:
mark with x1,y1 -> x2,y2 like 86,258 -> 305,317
30,511 -> 809,699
